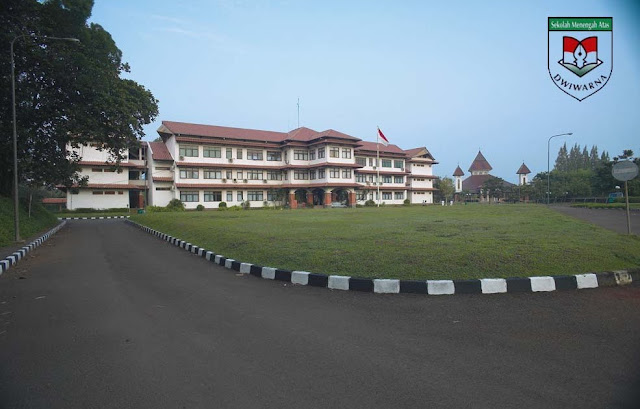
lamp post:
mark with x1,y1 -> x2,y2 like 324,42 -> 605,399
547,132 -> 573,205
11,34 -> 80,242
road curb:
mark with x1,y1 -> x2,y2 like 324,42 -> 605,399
125,220 -> 640,296
57,216 -> 130,220
0,221 -> 67,276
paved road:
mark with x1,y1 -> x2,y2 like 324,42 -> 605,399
0,220 -> 639,409
551,205 -> 640,235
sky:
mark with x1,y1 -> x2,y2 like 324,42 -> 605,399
89,0 -> 639,184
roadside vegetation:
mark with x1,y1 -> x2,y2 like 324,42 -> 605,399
131,205 -> 640,280
0,196 -> 58,248
570,203 -> 640,210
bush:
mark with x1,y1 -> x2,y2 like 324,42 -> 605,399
364,199 -> 375,207
166,199 -> 185,211
403,198 -> 411,206
242,200 -> 251,210
219,201 -> 227,209
146,205 -> 169,212
614,196 -> 640,204
196,204 -> 205,211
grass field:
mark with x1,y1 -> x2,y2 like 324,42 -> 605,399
570,203 -> 640,210
0,196 -> 59,248
131,205 -> 640,280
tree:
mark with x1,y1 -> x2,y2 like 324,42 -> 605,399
435,177 -> 454,202
0,0 -> 159,196
555,143 -> 569,172
482,176 -> 507,201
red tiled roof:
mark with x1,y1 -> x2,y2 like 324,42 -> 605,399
42,198 -> 67,204
148,141 -> 174,161
516,163 -> 531,174
462,175 -> 514,193
355,142 -> 408,156
453,166 -> 464,176
468,151 -> 493,172
161,121 -> 287,142
286,127 -> 321,141
313,129 -> 360,141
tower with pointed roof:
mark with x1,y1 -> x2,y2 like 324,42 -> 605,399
453,165 -> 464,193
468,151 -> 492,176
516,162 -> 531,185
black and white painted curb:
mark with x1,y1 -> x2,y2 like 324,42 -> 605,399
126,220 -> 640,295
58,216 -> 130,220
0,221 -> 66,275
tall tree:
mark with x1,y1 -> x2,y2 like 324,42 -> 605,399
0,0 -> 158,196
555,143 -> 568,172
435,177 -> 454,202
589,146 -> 599,170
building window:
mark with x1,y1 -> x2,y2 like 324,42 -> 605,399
179,145 -> 198,157
382,192 -> 392,200
180,191 -> 199,202
104,191 -> 115,195
330,168 -> 340,178
318,169 -> 325,178
309,150 -> 316,160
309,170 -> 316,180
342,148 -> 351,159
156,187 -> 171,191
247,170 -> 263,180
382,159 -> 392,168
237,149 -> 243,159
203,147 -> 221,158
237,191 -> 243,201
156,166 -> 171,171
330,147 -> 339,158
294,150 -> 308,160
226,191 -> 233,202
267,151 -> 281,161
395,192 -> 404,200
356,192 -> 366,200
355,157 -> 366,166
129,170 -> 140,180
394,176 -> 404,183
180,168 -> 199,179
204,191 -> 222,202
92,191 -> 104,195
247,191 -> 263,201
294,170 -> 309,180
226,171 -> 232,179
356,174 -> 366,183
369,158 -> 374,166
394,160 -> 404,169
237,171 -> 243,180
247,149 -> 263,160
267,190 -> 277,201
342,168 -> 351,178
91,168 -> 102,172
225,148 -> 233,159
267,171 -> 282,180
204,170 -> 222,179
318,148 -> 325,159
382,175 -> 392,183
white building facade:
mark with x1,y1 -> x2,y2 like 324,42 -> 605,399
65,121 -> 438,210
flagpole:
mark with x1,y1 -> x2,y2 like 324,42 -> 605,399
376,127 -> 380,207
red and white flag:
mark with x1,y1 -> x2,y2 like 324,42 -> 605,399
377,127 -> 389,146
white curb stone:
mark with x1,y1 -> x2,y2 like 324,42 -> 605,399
575,273 -> 598,289
214,255 -> 223,264
224,259 -> 234,269
428,280 -> 455,295
262,267 -> 276,280
205,251 -> 214,261
481,278 -> 507,294
328,275 -> 350,290
240,263 -> 252,274
291,271 -> 310,285
530,276 -> 556,292
374,279 -> 400,294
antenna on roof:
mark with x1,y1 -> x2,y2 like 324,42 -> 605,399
297,97 -> 300,128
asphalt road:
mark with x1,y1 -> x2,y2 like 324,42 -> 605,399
552,205 -> 640,235
0,220 -> 639,409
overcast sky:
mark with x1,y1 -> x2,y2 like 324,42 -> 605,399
90,0 -> 639,183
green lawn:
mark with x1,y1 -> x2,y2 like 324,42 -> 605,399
131,205 -> 640,280
0,196 -> 59,248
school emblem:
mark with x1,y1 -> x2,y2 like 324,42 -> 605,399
548,17 -> 612,101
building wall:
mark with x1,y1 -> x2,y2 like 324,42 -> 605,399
67,190 -> 129,210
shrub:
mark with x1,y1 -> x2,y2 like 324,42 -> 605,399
403,198 -> 411,206
614,196 -> 640,204
166,199 -> 185,211
146,205 -> 169,212
242,200 -> 251,210
364,199 -> 376,207
219,201 -> 227,209
196,204 -> 205,211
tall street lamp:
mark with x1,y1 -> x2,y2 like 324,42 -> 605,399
11,34 -> 80,242
547,132 -> 573,205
